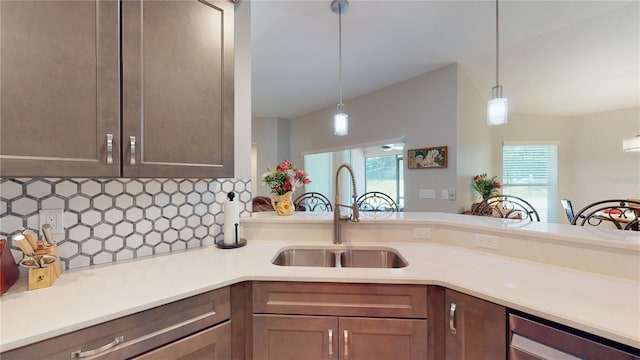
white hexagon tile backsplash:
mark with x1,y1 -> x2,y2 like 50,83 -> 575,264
0,178 -> 251,270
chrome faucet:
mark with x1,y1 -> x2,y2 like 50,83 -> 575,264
334,164 -> 360,244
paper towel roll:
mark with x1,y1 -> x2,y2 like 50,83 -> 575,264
223,193 -> 240,245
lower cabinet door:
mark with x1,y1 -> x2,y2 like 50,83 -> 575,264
253,314 -> 427,360
339,317 -> 427,360
132,320 -> 231,360
253,314 -> 338,360
445,289 -> 506,360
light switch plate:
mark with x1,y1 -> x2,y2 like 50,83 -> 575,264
441,189 -> 449,200
419,189 -> 436,199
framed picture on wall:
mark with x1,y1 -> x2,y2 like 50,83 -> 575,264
408,146 -> 448,169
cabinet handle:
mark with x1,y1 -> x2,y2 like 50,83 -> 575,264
106,134 -> 113,164
328,329 -> 334,358
343,330 -> 349,359
129,136 -> 136,165
449,302 -> 457,334
70,335 -> 124,358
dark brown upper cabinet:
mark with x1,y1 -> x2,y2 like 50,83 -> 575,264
0,0 -> 234,178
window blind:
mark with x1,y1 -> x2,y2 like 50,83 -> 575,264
502,145 -> 558,222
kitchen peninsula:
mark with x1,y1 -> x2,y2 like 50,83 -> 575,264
1,212 -> 639,358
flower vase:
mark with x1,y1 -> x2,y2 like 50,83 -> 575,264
271,191 -> 294,216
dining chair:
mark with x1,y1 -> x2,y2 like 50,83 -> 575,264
293,192 -> 333,212
560,199 -> 576,224
356,191 -> 399,212
471,195 -> 540,222
572,199 -> 640,230
252,196 -> 274,212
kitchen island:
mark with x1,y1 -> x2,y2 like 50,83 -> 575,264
1,212 -> 638,355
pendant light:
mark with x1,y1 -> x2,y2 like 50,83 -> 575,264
332,0 -> 349,136
623,135 -> 640,151
487,0 -> 508,126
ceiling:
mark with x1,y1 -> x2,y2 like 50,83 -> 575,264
250,0 -> 639,120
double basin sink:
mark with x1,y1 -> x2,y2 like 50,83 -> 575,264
272,246 -> 408,268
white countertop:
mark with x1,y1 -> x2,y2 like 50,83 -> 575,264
1,212 -> 639,352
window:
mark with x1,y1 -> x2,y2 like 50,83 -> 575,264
365,155 -> 404,209
502,144 -> 558,222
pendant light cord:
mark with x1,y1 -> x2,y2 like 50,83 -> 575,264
495,0 -> 500,87
338,3 -> 344,107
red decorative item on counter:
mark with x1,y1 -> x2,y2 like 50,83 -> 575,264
0,239 -> 19,296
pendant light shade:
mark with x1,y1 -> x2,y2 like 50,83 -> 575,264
334,106 -> 349,136
487,0 -> 508,126
623,135 -> 640,151
487,86 -> 508,126
332,0 -> 349,136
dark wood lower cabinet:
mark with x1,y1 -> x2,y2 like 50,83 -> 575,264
252,282 -> 429,360
253,314 -> 427,360
444,289 -> 507,360
253,314 -> 336,360
428,286 -> 507,360
0,287 -> 231,360
340,317 -> 428,360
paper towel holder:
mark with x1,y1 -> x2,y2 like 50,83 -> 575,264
216,192 -> 247,249
215,236 -> 246,249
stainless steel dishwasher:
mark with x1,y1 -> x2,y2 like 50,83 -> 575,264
509,313 -> 640,360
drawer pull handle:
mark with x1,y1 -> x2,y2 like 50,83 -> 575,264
449,302 -> 457,334
129,136 -> 136,165
328,329 -> 334,357
343,330 -> 349,359
71,335 -> 124,358
106,134 -> 113,164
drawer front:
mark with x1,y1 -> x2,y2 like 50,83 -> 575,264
2,287 -> 230,360
132,320 -> 231,360
253,281 -> 427,319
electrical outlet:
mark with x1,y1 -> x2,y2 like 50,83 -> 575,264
474,234 -> 499,250
39,208 -> 64,234
413,227 -> 431,239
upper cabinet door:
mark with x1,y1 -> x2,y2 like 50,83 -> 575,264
121,0 -> 234,178
0,0 -> 120,177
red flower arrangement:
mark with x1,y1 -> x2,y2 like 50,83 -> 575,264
262,160 -> 311,195
472,173 -> 501,200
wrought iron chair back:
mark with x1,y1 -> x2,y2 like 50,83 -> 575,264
471,195 -> 540,222
252,196 -> 274,212
560,199 -> 575,224
356,191 -> 399,212
293,192 -> 333,212
572,199 -> 640,231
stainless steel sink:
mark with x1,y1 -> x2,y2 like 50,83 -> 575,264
339,249 -> 408,268
272,247 -> 408,268
272,248 -> 337,267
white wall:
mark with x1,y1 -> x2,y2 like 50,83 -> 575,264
456,66 -> 492,210
291,64 -> 459,212
252,117 -> 290,197
569,107 -> 640,211
234,1 -> 252,179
